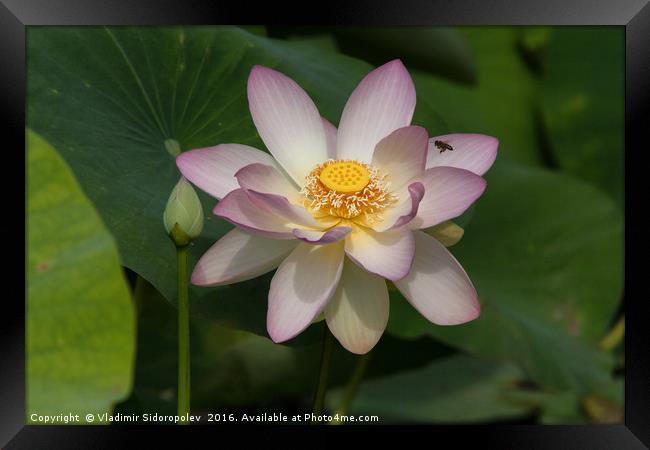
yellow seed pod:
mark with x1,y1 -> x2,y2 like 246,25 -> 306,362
319,161 -> 370,193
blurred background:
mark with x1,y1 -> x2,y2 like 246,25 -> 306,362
26,26 -> 624,424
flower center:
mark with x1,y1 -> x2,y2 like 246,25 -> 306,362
319,161 -> 370,193
301,159 -> 395,223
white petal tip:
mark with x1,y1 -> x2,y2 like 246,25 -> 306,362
437,301 -> 481,325
338,340 -> 379,355
190,269 -> 225,287
267,326 -> 298,344
345,347 -> 375,355
190,273 -> 206,286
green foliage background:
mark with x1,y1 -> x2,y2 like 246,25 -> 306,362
26,26 -> 624,424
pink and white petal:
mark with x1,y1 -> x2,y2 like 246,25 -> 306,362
322,117 -> 337,159
245,190 -> 324,229
177,144 -> 280,199
213,189 -> 294,239
337,60 -> 416,163
192,228 -> 298,286
394,231 -> 480,325
371,126 -> 428,189
373,182 -> 424,232
235,163 -> 300,202
325,259 -> 389,354
293,227 -> 352,244
426,134 -> 499,176
267,241 -> 345,342
345,227 -> 415,281
248,66 -> 328,184
408,167 -> 487,230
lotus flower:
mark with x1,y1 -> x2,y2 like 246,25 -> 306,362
177,60 -> 498,354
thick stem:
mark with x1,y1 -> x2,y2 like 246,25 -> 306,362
330,352 -> 372,424
311,326 -> 335,423
177,245 -> 190,424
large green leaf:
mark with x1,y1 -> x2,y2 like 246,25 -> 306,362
268,26 -> 478,85
27,26 -> 446,339
327,355 -> 530,423
327,354 -> 622,424
26,130 -> 135,422
539,27 -> 624,206
413,28 -> 544,166
388,160 -> 623,390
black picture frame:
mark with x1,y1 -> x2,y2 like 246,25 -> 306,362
5,0 -> 649,447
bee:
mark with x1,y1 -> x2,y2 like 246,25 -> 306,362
434,140 -> 454,153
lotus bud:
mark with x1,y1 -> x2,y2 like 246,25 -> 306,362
163,177 -> 204,246
424,221 -> 465,247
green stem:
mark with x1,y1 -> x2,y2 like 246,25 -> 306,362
311,326 -> 334,423
599,315 -> 625,351
177,244 -> 190,424
330,352 -> 372,425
